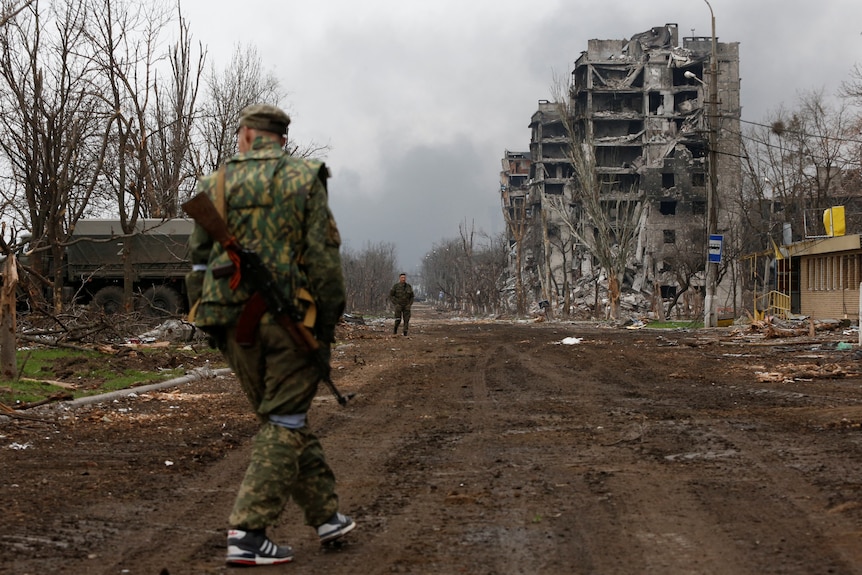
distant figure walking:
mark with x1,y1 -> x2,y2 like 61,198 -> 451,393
389,273 -> 414,335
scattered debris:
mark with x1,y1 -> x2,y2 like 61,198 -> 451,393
737,315 -> 848,339
755,363 -> 854,383
18,377 -> 77,390
342,313 -> 366,325
0,400 -> 56,421
135,319 -> 197,343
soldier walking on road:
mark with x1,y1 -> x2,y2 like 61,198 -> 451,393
185,104 -> 354,567
389,273 -> 414,335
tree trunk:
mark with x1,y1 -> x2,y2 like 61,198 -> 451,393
515,240 -> 525,316
562,250 -> 571,317
51,241 -> 64,314
1,253 -> 18,380
123,238 -> 135,312
609,274 -> 621,320
653,281 -> 667,321
540,210 -> 554,320
593,276 -> 600,319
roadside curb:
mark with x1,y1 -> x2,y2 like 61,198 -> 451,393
62,366 -> 234,408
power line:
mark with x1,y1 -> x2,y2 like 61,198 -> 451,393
722,124 -> 856,165
739,117 -> 862,146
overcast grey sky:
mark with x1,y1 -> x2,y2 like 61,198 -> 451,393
181,0 -> 862,273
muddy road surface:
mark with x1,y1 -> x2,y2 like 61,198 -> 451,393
2,306 -> 862,574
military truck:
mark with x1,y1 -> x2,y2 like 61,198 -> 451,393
20,218 -> 193,317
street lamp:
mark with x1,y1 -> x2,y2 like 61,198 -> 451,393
687,1 -> 720,328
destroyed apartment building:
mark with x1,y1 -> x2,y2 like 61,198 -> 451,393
501,23 -> 741,318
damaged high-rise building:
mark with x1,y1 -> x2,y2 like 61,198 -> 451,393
503,23 -> 741,318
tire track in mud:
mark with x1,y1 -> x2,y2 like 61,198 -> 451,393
529,332 -> 862,575
8,318 -> 862,574
680,416 -> 862,573
473,333 -> 811,574
364,327 -> 599,574
337,326 -> 504,574
319,325 -> 591,574
8,376 -> 260,575
577,415 -> 862,575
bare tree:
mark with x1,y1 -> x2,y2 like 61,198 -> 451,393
455,222 -> 503,315
423,239 -> 462,310
468,228 -> 508,315
544,217 -> 576,316
193,43 -> 331,176
501,190 -> 530,315
547,78 -> 643,320
796,91 -> 852,215
658,225 -> 705,319
85,0 -> 176,311
0,0 -> 110,313
341,241 -> 397,312
742,90 -> 854,242
839,62 -> 862,103
0,224 -> 18,379
147,5 -> 205,217
839,63 -> 862,205
0,0 -> 34,27
195,44 -> 284,174
422,226 -> 507,315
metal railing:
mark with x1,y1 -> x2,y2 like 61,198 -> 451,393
755,290 -> 790,320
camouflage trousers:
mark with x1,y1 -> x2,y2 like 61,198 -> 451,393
228,421 -> 339,530
216,323 -> 339,530
393,304 -> 411,332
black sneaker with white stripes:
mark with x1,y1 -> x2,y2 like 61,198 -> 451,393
316,512 -> 356,544
226,528 -> 294,566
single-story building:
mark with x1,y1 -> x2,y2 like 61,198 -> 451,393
777,234 -> 862,321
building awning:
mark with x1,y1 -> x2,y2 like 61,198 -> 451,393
783,234 -> 862,257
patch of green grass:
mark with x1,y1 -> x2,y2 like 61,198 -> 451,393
2,378 -> 59,404
0,346 -> 193,406
77,366 -> 186,396
15,347 -> 98,379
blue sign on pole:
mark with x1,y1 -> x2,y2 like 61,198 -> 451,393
708,234 -> 723,263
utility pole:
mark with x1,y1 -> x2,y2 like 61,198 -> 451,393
703,0 -> 719,328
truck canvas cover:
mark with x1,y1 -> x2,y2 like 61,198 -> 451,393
67,219 -> 193,281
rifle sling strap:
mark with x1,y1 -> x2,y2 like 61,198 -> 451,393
215,166 -> 227,219
236,292 -> 266,347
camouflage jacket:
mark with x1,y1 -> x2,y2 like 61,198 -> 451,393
389,282 -> 414,307
185,139 -> 345,340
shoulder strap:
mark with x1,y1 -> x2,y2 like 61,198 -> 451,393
215,166 -> 226,219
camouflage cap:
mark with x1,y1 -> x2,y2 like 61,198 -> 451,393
237,104 -> 291,135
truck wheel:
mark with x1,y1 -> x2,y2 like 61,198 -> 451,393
92,285 -> 126,315
139,285 -> 182,318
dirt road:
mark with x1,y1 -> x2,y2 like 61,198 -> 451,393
2,306 -> 862,574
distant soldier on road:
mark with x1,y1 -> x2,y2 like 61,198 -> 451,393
389,273 -> 414,335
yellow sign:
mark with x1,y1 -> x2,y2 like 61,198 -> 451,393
823,206 -> 846,237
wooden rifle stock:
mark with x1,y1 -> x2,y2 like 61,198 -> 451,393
182,192 -> 234,248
